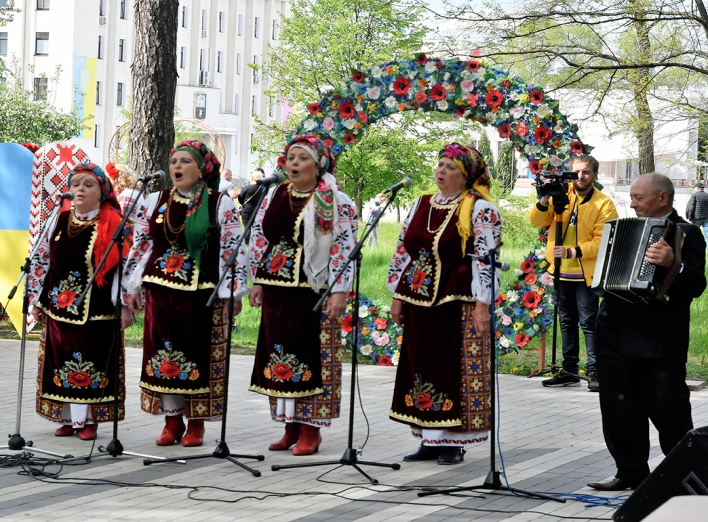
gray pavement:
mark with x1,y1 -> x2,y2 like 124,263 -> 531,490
1,339 -> 706,521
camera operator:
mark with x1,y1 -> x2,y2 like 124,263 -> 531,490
528,155 -> 618,391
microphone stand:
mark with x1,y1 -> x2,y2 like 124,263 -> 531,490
418,249 -> 563,503
270,189 -> 402,484
1,198 -> 73,458
63,180 -> 174,464
142,180 -> 273,475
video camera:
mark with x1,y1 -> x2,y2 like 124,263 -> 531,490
534,171 -> 579,211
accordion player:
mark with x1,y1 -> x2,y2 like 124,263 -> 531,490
591,217 -> 684,303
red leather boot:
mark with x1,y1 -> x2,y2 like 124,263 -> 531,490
77,423 -> 97,441
181,419 -> 205,447
292,424 -> 321,456
156,415 -> 186,446
269,423 -> 300,451
55,425 -> 75,437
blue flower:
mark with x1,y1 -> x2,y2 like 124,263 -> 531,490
63,381 -> 70,388
91,382 -> 99,388
155,371 -> 162,378
382,74 -> 393,84
179,373 -> 188,380
332,144 -> 343,154
73,271 -> 80,277
451,63 -> 463,74
292,374 -> 301,382
432,404 -> 441,411
274,344 -> 283,352
72,352 -> 81,360
504,327 -> 514,336
542,316 -> 553,325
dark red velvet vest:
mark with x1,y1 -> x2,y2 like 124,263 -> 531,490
393,195 -> 474,307
38,211 -> 115,324
142,189 -> 221,291
253,185 -> 309,287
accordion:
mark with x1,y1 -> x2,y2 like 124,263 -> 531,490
591,217 -> 684,303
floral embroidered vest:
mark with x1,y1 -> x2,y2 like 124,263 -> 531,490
142,189 -> 221,291
38,211 -> 115,324
253,185 -> 310,287
393,195 -> 474,307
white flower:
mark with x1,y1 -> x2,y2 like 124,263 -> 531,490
554,125 -> 564,134
513,269 -> 524,277
371,66 -> 382,78
507,290 -> 519,302
425,62 -> 437,73
550,155 -> 563,166
384,96 -> 397,109
355,103 -> 363,112
510,106 -> 525,119
499,337 -> 511,348
361,345 -> 372,355
367,86 -> 381,100
342,119 -> 357,130
358,306 -> 369,318
444,72 -> 450,81
477,67 -> 486,76
341,336 -> 348,346
536,104 -> 552,118
510,92 -> 520,101
533,324 -> 540,331
391,354 -> 399,366
303,119 -> 317,132
436,99 -> 449,111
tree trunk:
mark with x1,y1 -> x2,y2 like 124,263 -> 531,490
355,183 -> 363,220
129,1 -> 179,187
630,4 -> 656,175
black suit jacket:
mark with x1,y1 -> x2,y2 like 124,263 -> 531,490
596,209 -> 706,360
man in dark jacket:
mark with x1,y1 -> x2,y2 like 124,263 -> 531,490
588,173 -> 707,491
686,181 -> 708,240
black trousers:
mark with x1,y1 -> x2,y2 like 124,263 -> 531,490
597,354 -> 693,485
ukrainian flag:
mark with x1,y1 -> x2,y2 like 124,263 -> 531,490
0,143 -> 34,336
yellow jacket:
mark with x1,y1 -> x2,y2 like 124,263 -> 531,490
528,185 -> 619,285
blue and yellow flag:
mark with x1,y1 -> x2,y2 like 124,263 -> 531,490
0,143 -> 34,335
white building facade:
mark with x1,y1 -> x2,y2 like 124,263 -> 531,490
0,0 -> 289,184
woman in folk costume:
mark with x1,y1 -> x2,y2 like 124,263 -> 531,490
105,162 -> 144,223
248,135 -> 358,455
29,163 -> 132,441
388,143 -> 502,464
124,140 -> 248,448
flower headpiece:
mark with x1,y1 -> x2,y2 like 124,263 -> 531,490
280,134 -> 336,176
105,162 -> 119,179
170,140 -> 221,191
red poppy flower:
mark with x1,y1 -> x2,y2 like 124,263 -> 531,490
520,259 -> 535,273
338,101 -> 355,119
501,79 -> 511,89
466,59 -> 481,73
430,84 -> 446,101
515,122 -> 529,137
374,317 -> 387,330
307,103 -> 321,115
159,360 -> 182,378
416,391 -> 433,409
55,289 -> 77,309
272,363 -> 293,380
277,155 -> 286,168
534,126 -> 552,143
378,354 -> 393,366
498,124 -> 511,138
67,371 -> 91,387
342,314 -> 353,333
529,89 -> 544,104
453,107 -> 465,118
515,333 -> 530,347
415,90 -> 428,104
495,295 -> 505,306
343,134 -> 356,145
524,273 -> 538,285
513,283 -> 522,290
323,138 -> 334,148
357,111 -> 368,123
523,291 -> 541,309
411,269 -> 427,290
529,159 -> 543,174
164,254 -> 185,274
269,252 -> 287,273
485,90 -> 503,108
416,53 -> 428,65
393,76 -> 411,95
570,141 -> 584,154
352,71 -> 365,83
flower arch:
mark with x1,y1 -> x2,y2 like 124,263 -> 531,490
281,53 -> 592,174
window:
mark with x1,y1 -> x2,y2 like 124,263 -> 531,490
118,39 -> 125,61
120,0 -> 126,19
35,32 -> 49,55
37,0 -> 50,9
250,132 -> 254,145
253,55 -> 258,82
218,12 -> 224,32
238,14 -> 243,36
0,32 -> 7,56
236,53 -> 241,74
252,95 -> 257,115
96,81 -> 101,105
94,124 -> 100,148
234,93 -> 240,115
217,51 -> 222,73
33,77 -> 48,101
180,47 -> 186,69
272,20 -> 277,40
233,132 -> 238,154
99,0 -> 104,16
97,35 -> 103,59
199,49 -> 206,71
201,9 -> 207,30
117,83 -> 124,106
181,6 -> 188,27
254,17 -> 260,38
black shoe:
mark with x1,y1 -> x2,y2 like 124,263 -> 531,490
403,444 -> 443,462
542,372 -> 581,387
438,446 -> 465,465
586,371 -> 599,392
587,477 -> 638,491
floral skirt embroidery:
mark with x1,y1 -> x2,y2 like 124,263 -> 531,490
36,316 -> 125,424
250,286 -> 342,424
139,285 -> 227,421
390,301 -> 491,432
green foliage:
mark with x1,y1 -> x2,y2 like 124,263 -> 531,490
0,0 -> 19,25
477,131 -> 495,178
490,181 -> 540,248
496,141 -> 517,194
0,58 -> 85,144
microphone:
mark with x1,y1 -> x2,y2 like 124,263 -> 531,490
257,172 -> 285,186
59,192 -> 75,201
138,170 -> 165,183
384,177 -> 412,194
